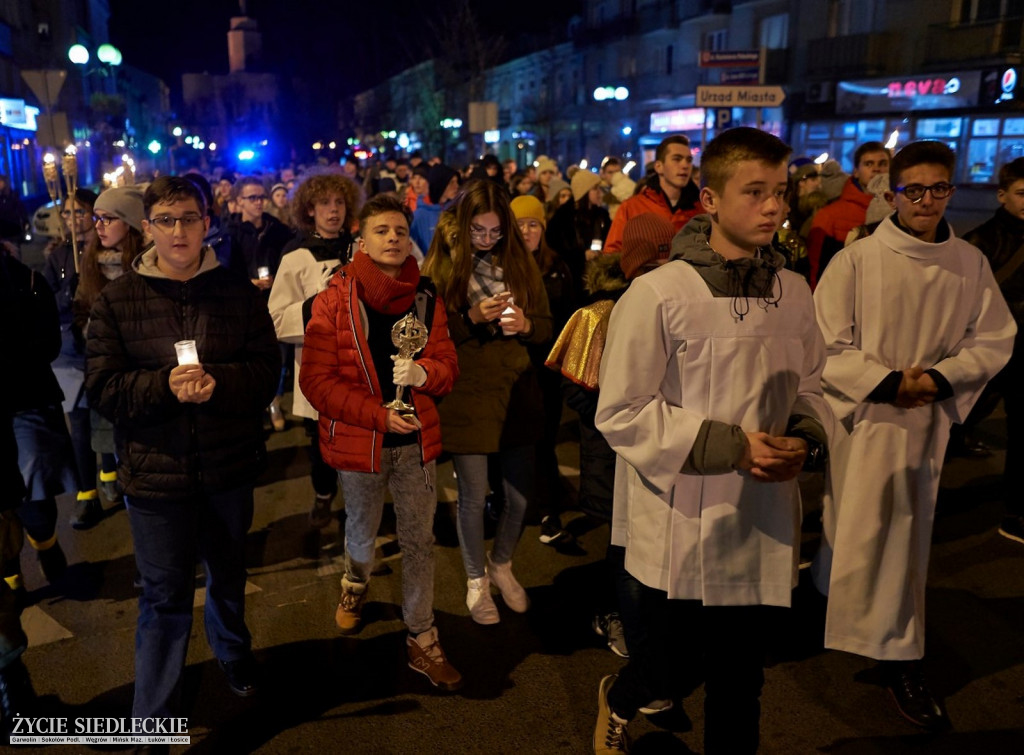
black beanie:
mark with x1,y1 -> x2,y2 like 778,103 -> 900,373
428,165 -> 458,205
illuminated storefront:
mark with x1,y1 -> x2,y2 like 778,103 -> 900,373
790,67 -> 1023,184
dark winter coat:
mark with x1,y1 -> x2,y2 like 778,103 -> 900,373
546,200 -> 611,297
964,207 -> 1024,333
431,256 -> 554,453
226,212 -> 293,281
0,252 -> 63,413
85,247 -> 281,501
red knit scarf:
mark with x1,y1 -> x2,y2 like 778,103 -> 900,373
351,251 -> 419,314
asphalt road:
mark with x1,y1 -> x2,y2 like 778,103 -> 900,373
9,205 -> 1024,754
7,394 -> 1024,755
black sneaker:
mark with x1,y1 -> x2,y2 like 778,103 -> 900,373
539,515 -> 569,545
219,655 -> 259,697
998,515 -> 1024,545
884,661 -> 950,731
71,497 -> 103,530
309,493 -> 335,529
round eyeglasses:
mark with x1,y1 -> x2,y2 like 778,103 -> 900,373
469,224 -> 503,242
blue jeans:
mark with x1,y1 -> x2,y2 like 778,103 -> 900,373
127,486 -> 254,719
453,445 -> 533,579
339,448 -> 436,635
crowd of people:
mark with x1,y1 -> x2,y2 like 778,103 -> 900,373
0,125 -> 1022,754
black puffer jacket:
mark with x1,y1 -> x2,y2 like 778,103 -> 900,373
85,247 -> 281,501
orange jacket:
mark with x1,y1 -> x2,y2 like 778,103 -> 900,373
806,178 -> 872,286
603,184 -> 702,254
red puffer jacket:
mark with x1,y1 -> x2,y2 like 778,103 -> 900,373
300,264 -> 458,473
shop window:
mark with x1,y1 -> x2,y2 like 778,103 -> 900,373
1003,117 -> 1024,135
999,137 -> 1024,163
836,122 -> 857,138
973,118 -> 1000,137
809,123 -> 831,140
915,118 -> 962,139
966,139 -> 998,183
857,120 -> 886,141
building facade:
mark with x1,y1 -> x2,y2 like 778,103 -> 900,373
349,0 -> 1024,186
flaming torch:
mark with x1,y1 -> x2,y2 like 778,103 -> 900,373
42,153 -> 65,243
62,146 -> 81,274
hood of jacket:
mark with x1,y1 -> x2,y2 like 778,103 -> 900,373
583,253 -> 629,298
669,214 -> 786,299
134,244 -> 220,279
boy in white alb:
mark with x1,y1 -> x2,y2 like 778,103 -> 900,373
813,140 -> 1015,730
593,128 -> 832,755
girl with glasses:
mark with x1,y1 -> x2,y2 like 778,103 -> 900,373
70,187 -> 147,527
422,180 -> 553,624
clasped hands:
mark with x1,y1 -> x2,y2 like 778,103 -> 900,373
169,364 -> 215,404
895,366 -> 938,409
737,432 -> 808,483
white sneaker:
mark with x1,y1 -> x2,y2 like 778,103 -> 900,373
486,552 -> 529,613
466,576 -> 500,625
638,699 -> 673,715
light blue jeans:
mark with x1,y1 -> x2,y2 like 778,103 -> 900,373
453,446 -> 534,579
339,448 -> 437,635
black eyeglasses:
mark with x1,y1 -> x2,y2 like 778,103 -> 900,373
148,214 -> 205,231
240,194 -> 268,202
93,214 -> 121,226
895,183 -> 954,203
61,209 -> 89,218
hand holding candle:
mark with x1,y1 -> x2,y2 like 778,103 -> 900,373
169,363 -> 215,404
174,339 -> 199,365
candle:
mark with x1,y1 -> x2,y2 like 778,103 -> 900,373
501,295 -> 516,336
257,266 -> 270,279
174,340 -> 199,366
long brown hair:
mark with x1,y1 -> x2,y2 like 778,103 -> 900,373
76,228 -> 146,314
423,179 -> 539,312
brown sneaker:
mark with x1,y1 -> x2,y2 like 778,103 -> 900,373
335,577 -> 367,635
407,627 -> 463,691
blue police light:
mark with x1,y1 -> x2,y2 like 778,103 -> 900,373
147,140 -> 161,154
238,149 -> 255,161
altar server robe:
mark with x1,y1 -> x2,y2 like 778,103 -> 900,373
813,216 -> 1015,660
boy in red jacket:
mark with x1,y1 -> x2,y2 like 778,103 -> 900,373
300,194 -> 462,690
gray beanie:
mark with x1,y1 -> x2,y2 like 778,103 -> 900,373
94,186 -> 145,231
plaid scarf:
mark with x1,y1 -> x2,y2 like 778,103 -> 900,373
467,250 -> 506,306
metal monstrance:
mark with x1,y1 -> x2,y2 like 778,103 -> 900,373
384,312 -> 429,420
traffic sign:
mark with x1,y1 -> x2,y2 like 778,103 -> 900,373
696,86 -> 786,107
21,70 -> 66,107
716,109 -> 732,129
720,68 -> 760,85
699,50 -> 761,68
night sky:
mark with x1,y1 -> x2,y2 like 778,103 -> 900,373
109,0 -> 582,100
